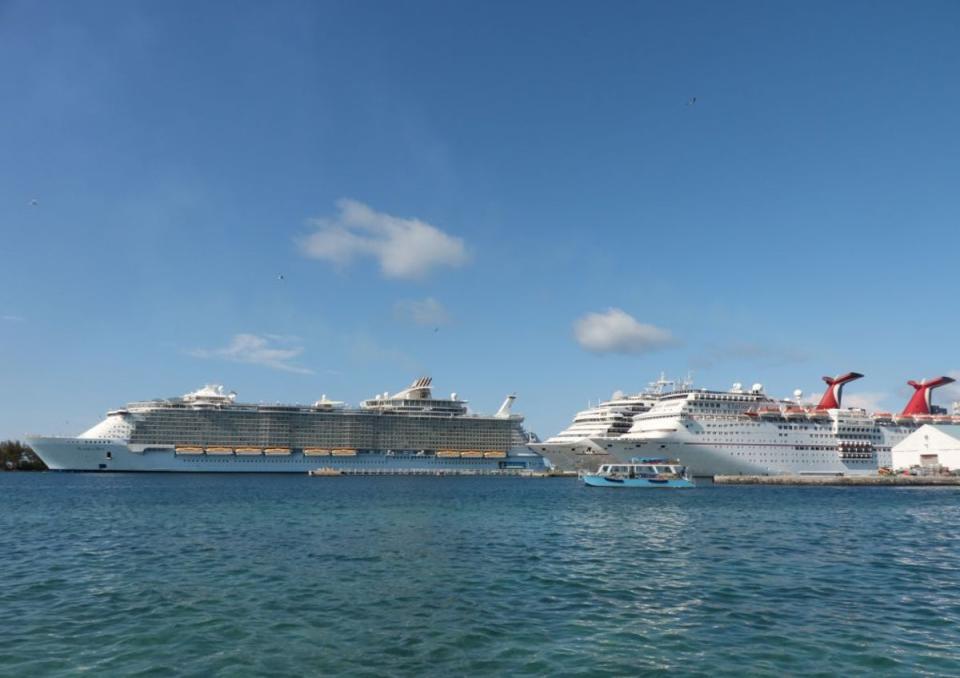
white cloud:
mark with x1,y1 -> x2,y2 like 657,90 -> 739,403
189,334 -> 313,374
393,297 -> 451,326
940,370 -> 960,405
299,199 -> 468,279
795,387 -> 890,412
573,308 -> 676,354
1,315 -> 24,322
841,391 -> 890,413
797,376 -> 959,413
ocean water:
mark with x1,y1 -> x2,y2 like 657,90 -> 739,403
2,474 -> 959,677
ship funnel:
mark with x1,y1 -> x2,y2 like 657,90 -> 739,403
815,372 -> 864,410
495,394 -> 516,418
901,376 -> 956,415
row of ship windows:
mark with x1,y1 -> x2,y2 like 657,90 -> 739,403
683,420 -> 911,436
144,413 -> 482,421
130,426 -> 517,436
692,436 -> 885,449
135,431 -> 515,436
132,421 -> 514,430
139,421 -> 500,430
703,423 -> 760,428
179,457 -> 518,464
728,452 -> 877,461
149,443 -> 517,450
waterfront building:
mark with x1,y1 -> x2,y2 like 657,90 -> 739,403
892,425 -> 960,472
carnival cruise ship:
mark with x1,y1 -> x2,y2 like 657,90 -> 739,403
27,378 -> 545,473
530,375 -> 683,472
594,372 -> 956,477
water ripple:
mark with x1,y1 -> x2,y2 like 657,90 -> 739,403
2,475 -> 960,676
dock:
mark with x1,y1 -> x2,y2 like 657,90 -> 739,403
307,468 -> 578,477
714,474 -> 960,486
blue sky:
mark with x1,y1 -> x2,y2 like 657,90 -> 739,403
2,0 -> 959,440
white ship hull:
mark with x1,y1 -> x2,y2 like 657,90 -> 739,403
527,439 -> 618,473
28,437 -> 543,473
600,435 -> 891,477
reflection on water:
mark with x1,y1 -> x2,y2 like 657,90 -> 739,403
1,475 -> 959,676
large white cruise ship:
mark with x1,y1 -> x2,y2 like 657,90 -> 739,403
530,375 -> 684,472
27,378 -> 545,473
594,372 -> 957,477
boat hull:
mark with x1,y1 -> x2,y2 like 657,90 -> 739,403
527,439 -> 617,472
599,437 -> 884,477
26,437 -> 545,473
582,475 -> 694,488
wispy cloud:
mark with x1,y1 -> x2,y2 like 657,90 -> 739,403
346,332 -> 417,370
189,334 -> 313,374
1,315 -> 24,322
793,386 -> 893,413
691,342 -> 809,369
940,370 -> 960,405
393,297 -> 451,327
573,308 -> 676,355
299,199 -> 468,279
841,391 -> 889,412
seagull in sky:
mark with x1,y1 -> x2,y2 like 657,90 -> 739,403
278,274 -> 285,281
687,96 -> 697,106
29,198 -> 38,206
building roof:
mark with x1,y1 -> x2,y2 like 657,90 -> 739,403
893,424 -> 960,453
918,425 -> 960,438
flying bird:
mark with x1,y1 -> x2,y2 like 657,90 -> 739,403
29,198 -> 38,206
687,96 -> 697,106
278,274 -> 285,281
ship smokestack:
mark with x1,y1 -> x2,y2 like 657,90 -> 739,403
901,376 -> 955,415
815,372 -> 864,410
495,394 -> 516,418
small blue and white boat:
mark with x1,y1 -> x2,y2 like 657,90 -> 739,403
581,458 -> 694,488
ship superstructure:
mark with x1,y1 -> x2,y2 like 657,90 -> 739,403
595,373 -> 956,477
530,375 -> 683,472
27,378 -> 545,473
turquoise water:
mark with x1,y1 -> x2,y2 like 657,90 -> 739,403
2,474 -> 959,676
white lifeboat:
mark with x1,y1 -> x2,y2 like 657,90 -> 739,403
205,447 -> 233,455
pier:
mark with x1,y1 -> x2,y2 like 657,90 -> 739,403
308,468 -> 578,477
714,474 -> 960,486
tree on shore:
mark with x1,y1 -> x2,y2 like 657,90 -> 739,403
0,440 -> 47,471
